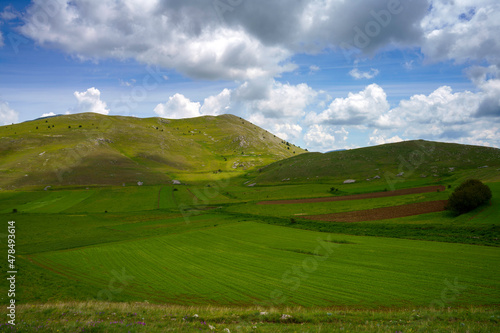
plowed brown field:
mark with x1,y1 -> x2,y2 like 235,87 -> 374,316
257,185 -> 446,205
302,200 -> 448,222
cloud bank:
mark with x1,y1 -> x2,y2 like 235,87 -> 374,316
21,0 -> 499,80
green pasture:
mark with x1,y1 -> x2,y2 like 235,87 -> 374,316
0,173 -> 498,324
0,170 -> 495,216
0,187 -> 160,214
0,185 -> 194,214
9,212 -> 241,255
25,222 -> 500,308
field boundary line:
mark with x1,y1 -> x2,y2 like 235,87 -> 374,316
303,199 -> 448,222
257,185 -> 446,205
157,186 -> 163,209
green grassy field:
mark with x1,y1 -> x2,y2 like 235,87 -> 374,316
0,136 -> 499,331
1,181 -> 498,308
24,221 -> 500,308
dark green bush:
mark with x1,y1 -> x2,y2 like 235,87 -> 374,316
446,179 -> 492,215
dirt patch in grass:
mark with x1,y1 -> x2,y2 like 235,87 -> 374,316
257,185 -> 446,205
302,200 -> 448,222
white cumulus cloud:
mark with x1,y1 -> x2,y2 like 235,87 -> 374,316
307,84 -> 390,126
273,123 -> 303,141
369,130 -> 403,145
0,100 -> 18,125
304,125 -> 349,152
393,86 -> 480,127
475,78 -> 500,117
200,89 -> 232,116
71,87 -> 110,115
154,94 -> 201,119
242,80 -> 317,140
365,81 -> 500,146
421,1 -> 500,66
251,81 -> 317,120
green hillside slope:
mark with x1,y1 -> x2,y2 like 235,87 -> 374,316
250,140 -> 500,185
0,113 -> 305,189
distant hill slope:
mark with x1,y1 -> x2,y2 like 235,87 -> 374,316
250,140 -> 500,185
0,113 -> 305,189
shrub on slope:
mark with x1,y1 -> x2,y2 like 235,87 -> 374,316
447,179 -> 492,215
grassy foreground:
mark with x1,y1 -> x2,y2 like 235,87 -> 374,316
0,302 -> 498,332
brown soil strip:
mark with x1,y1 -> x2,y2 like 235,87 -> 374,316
303,200 -> 448,222
257,185 -> 446,205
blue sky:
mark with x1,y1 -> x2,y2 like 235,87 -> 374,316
0,0 -> 499,151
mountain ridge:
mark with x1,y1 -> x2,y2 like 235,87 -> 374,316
2,113 -> 499,190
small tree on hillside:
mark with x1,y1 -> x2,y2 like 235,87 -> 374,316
446,179 -> 492,215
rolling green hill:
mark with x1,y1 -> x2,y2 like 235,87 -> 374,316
0,113 -> 305,189
249,140 -> 500,186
